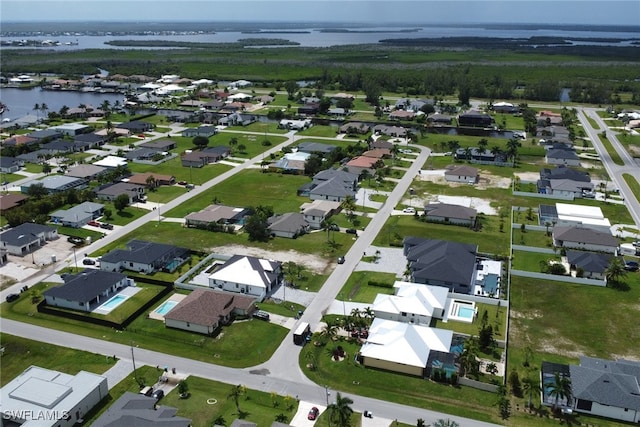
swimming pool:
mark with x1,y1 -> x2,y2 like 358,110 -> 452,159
458,306 -> 475,319
94,294 -> 128,314
155,300 -> 178,316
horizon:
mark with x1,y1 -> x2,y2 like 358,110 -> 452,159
2,1 -> 640,26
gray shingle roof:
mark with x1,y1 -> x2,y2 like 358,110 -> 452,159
0,223 -> 55,246
554,226 -> 618,247
566,250 -> 614,274
101,240 -> 189,266
404,237 -> 477,285
43,269 -> 126,303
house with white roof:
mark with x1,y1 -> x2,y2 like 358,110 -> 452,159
0,366 -> 108,427
93,156 -> 127,168
208,255 -> 282,300
372,281 -> 449,325
359,318 -> 453,377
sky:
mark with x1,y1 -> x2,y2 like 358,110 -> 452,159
2,0 -> 639,26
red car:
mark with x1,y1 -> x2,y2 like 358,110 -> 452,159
307,407 -> 319,420
88,220 -> 100,227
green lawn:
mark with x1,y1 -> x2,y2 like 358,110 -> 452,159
511,250 -> 561,272
374,215 -> 511,257
144,185 -> 188,203
340,271 -> 397,303
296,125 -> 341,138
127,157 -> 233,185
166,169 -> 311,217
598,134 -> 624,166
101,203 -> 149,226
0,333 -> 116,387
23,163 -> 44,173
1,289 -> 289,368
511,228 -> 553,248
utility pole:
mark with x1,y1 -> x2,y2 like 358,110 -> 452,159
131,342 -> 138,385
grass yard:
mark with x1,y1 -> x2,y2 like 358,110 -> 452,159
432,302 -> 508,338
144,185 -> 188,203
0,333 -> 115,387
127,156 -> 233,185
165,169 -> 311,217
56,225 -> 104,242
598,134 -> 624,166
101,203 -> 149,226
511,250 -> 561,272
301,338 -> 499,424
340,271 -> 397,303
374,214 -> 511,257
23,163 -> 44,173
241,121 -> 290,134
1,290 -> 289,368
512,228 -> 553,248
296,125 -> 341,138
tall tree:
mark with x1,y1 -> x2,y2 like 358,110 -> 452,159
605,257 -> 627,286
192,135 -> 209,148
548,371 -> 572,411
522,376 -> 541,410
114,193 -> 130,212
227,384 -> 245,413
340,196 -> 356,221
506,137 -> 522,167
33,103 -> 40,119
327,392 -> 354,427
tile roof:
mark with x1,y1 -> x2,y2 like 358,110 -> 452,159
164,288 -> 255,326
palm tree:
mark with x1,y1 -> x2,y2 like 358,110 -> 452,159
340,196 -> 356,221
605,257 -> 627,286
227,384 -> 245,413
506,137 -> 522,167
40,103 -> 48,119
433,419 -> 460,427
327,392 -> 354,427
548,371 -> 572,411
319,320 -> 339,344
33,103 -> 40,119
459,337 -> 480,378
477,138 -> 489,153
522,376 -> 541,410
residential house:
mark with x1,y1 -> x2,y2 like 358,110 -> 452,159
268,212 -> 309,238
96,182 -> 145,204
297,141 -> 337,155
123,147 -> 162,162
93,156 -> 128,168
164,288 -> 256,335
185,204 -> 250,228
91,392 -> 191,427
300,200 -> 341,229
345,156 -> 379,175
331,92 -> 355,101
458,111 -> 493,127
227,79 -> 252,89
537,110 -> 563,126
565,250 -> 615,280
492,102 -> 520,114
428,113 -> 453,125
328,107 -> 347,118
181,146 -> 231,168
255,94 -> 274,104
0,223 -> 58,256
553,225 -> 619,254
139,139 -> 176,151
270,151 -> 310,174
66,164 -> 108,180
100,240 -> 190,274
208,255 -> 282,300
300,168 -> 359,202
423,203 -> 477,226
395,98 -> 431,112
404,237 -> 478,293
218,112 -> 256,126
16,149 -> 58,164
0,366 -> 108,427
538,179 -> 594,198
128,172 -> 175,188
0,156 -> 23,173
115,120 -> 154,134
74,133 -> 106,147
546,148 -> 581,166
568,356 -> 640,423
339,122 -> 370,134
369,140 -> 394,150
297,103 -> 320,115
373,124 -> 407,138
43,269 -> 132,312
27,129 -> 64,142
362,148 -> 391,159
539,203 -> 611,232
278,119 -> 312,131
359,318 -> 453,377
389,110 -> 416,121
50,201 -> 104,228
20,175 -> 87,194
42,139 -> 79,154
540,166 -> 590,183
444,165 -> 479,184
0,135 -> 37,147
50,123 -> 90,136
372,281 -> 449,325
181,126 -> 218,138
0,194 -> 28,212
454,147 -> 506,164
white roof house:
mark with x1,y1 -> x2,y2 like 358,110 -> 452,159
360,318 -> 453,370
93,156 -> 127,168
227,92 -> 252,101
555,203 -> 611,231
0,366 -> 108,427
208,255 -> 281,300
372,281 -> 449,325
50,123 -> 90,136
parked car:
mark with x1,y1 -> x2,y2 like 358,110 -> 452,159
401,149 -> 413,154
253,311 -> 270,321
345,228 -> 357,235
177,180 -> 188,185
624,260 -> 639,272
152,389 -> 165,401
364,410 -> 373,418
5,293 -> 19,303
329,223 -> 340,231
139,386 -> 153,396
308,407 -> 319,420
87,220 -> 100,227
402,207 -> 415,213
67,236 -> 84,245
337,256 -> 345,264
100,223 -> 114,230
82,258 -> 96,265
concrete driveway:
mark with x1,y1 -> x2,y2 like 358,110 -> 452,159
290,401 -> 327,427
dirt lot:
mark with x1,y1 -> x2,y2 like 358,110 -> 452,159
0,237 -> 78,283
208,244 -> 331,274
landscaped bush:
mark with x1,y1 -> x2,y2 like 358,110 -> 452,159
367,280 -> 393,288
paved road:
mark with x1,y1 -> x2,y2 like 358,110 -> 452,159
576,108 -> 640,228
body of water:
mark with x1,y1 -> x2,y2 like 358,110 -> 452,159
2,25 -> 639,50
0,87 -> 125,121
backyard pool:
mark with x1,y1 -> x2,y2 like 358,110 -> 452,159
448,300 -> 476,323
155,300 -> 178,316
94,294 -> 128,314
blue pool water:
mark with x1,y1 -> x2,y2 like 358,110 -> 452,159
165,259 -> 181,272
155,300 -> 178,315
458,306 -> 475,319
102,295 -> 127,309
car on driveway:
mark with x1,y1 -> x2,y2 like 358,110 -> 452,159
82,258 -> 96,265
5,293 -> 19,303
88,220 -> 100,227
253,311 -> 270,321
100,223 -> 114,230
177,180 -> 188,185
308,407 -> 319,420
152,389 -> 164,401
402,207 -> 415,213
345,228 -> 357,235
67,236 -> 84,245
624,260 -> 639,272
